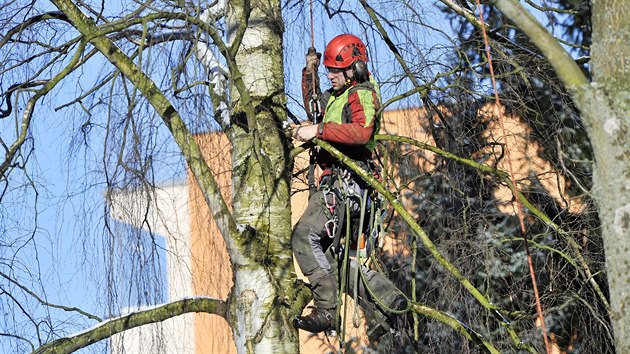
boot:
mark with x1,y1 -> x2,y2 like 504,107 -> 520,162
367,294 -> 408,342
293,306 -> 336,333
366,316 -> 391,341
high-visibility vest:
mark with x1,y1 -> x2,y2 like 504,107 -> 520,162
322,78 -> 381,152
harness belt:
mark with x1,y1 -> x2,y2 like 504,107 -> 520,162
318,164 -> 381,256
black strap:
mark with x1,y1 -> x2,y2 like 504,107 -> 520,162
308,151 -> 317,199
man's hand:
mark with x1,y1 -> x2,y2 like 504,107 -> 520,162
305,47 -> 321,73
292,124 -> 319,142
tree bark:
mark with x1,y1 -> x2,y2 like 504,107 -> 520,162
225,1 -> 298,353
588,0 -> 630,351
33,297 -> 227,354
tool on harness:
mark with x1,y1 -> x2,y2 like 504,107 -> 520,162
319,165 -> 383,260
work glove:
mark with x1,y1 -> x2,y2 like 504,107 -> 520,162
305,47 -> 321,73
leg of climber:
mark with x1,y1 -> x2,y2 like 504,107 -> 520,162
293,270 -> 338,333
292,188 -> 340,333
347,260 -> 408,340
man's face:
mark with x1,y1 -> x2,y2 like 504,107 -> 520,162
326,66 -> 353,91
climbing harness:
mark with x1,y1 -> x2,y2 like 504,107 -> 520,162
318,165 -> 382,257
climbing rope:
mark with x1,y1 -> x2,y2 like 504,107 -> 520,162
306,0 -> 322,198
307,0 -> 320,123
352,189 -> 369,328
475,2 -> 551,353
309,0 -> 315,49
338,172 -> 352,346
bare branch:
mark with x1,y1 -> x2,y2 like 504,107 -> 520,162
0,11 -> 69,49
32,297 -> 228,354
490,0 -> 589,89
1,40 -> 87,180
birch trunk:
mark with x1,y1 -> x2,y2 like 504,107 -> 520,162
225,1 -> 298,353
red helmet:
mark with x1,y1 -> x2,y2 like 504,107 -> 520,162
323,34 -> 368,69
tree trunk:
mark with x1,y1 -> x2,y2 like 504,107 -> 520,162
225,1 -> 298,353
588,0 -> 630,351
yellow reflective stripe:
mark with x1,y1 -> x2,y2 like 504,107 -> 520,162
356,89 -> 376,127
324,90 -> 349,124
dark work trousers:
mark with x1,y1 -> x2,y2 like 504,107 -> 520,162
292,174 -> 404,318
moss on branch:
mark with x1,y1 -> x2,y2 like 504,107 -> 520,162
33,297 -> 227,354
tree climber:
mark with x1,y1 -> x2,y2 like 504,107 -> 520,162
291,34 -> 408,341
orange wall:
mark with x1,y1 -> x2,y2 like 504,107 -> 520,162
188,133 -> 236,354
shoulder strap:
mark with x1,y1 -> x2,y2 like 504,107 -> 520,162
348,82 -> 377,95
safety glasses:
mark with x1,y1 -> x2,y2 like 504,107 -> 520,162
325,66 -> 346,74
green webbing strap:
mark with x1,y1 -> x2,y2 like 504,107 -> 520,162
331,194 -> 346,253
330,170 -> 346,253
353,189 -> 369,328
363,190 -> 377,264
337,171 -> 351,346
